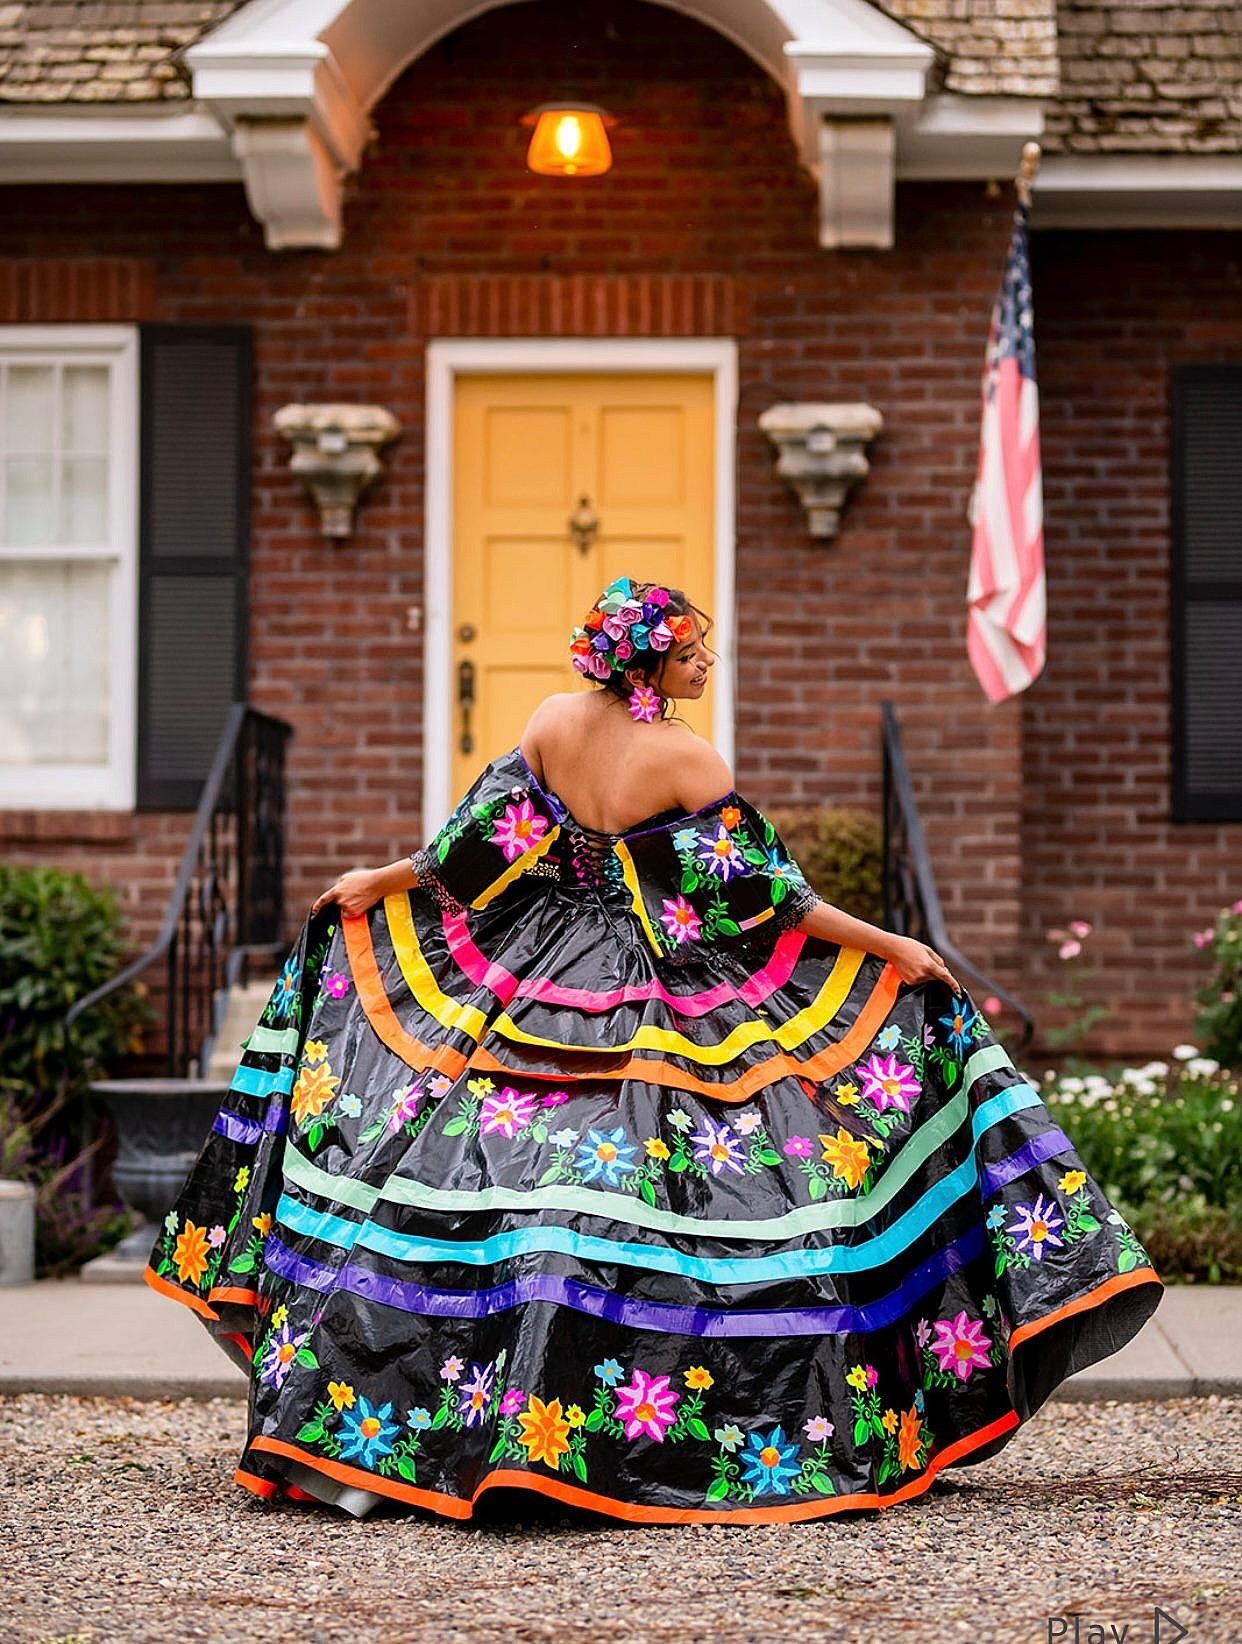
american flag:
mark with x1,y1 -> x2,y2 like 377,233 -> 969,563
965,197 -> 1046,703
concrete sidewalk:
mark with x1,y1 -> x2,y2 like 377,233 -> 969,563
0,1277 -> 1238,1403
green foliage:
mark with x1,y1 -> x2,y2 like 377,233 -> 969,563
1040,1056 -> 1241,1282
766,806 -> 884,925
0,1092 -> 133,1277
0,862 -> 154,1110
1189,900 -> 1242,1070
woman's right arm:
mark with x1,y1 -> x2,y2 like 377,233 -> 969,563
310,856 -> 417,918
797,898 -> 962,992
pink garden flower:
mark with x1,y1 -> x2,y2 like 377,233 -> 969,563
479,1087 -> 538,1139
614,1368 -> 680,1442
930,1310 -> 993,1381
489,798 -> 549,862
660,894 -> 702,944
859,1052 -> 921,1115
1058,939 -> 1082,960
1068,920 -> 1092,939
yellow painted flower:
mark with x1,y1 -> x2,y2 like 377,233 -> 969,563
291,1062 -> 340,1124
565,1404 -> 586,1428
517,1395 -> 572,1469
684,1366 -> 714,1390
834,1082 -> 860,1106
468,1076 -> 495,1097
173,1220 -> 210,1286
1059,1169 -> 1086,1194
252,1212 -> 273,1236
817,1127 -> 872,1189
897,1405 -> 925,1472
271,1304 -> 288,1327
328,1381 -> 355,1411
303,1039 -> 328,1065
233,1166 -> 250,1192
645,1137 -> 671,1160
846,1365 -> 869,1391
882,1407 -> 898,1434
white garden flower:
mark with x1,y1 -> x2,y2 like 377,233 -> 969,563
1187,1057 -> 1220,1077
1061,1077 -> 1084,1093
1172,1044 -> 1198,1061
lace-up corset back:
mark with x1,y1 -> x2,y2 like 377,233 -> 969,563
559,805 -> 684,898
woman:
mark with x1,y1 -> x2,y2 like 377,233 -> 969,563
146,576 -> 1162,1524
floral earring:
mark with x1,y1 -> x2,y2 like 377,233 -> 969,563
628,684 -> 661,723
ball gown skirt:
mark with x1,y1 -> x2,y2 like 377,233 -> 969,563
144,747 -> 1162,1523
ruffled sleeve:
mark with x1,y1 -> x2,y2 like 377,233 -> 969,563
615,791 -> 820,960
410,747 -> 566,916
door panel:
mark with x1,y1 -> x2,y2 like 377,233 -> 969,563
452,372 -> 715,795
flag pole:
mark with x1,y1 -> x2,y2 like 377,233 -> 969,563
1015,141 -> 1041,208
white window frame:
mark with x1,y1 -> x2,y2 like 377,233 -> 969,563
0,325 -> 139,811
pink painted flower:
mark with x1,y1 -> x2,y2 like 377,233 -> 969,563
322,970 -> 352,999
864,1364 -> 879,1389
387,1084 -> 424,1132
804,1415 -> 834,1442
859,1051 -> 921,1114
915,1317 -> 932,1348
930,1311 -> 993,1381
784,1135 -> 813,1158
479,1087 -> 538,1139
207,1224 -> 227,1247
542,1089 -> 569,1107
499,1387 -> 525,1416
735,1108 -> 763,1136
490,798 -> 550,863
426,1073 -> 452,1099
614,1368 -> 680,1442
660,894 -> 702,944
440,1356 -> 464,1382
629,685 -> 661,724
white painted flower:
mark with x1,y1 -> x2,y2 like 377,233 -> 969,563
550,1127 -> 578,1147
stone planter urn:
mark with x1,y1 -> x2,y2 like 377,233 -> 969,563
0,1180 -> 36,1285
82,1078 -> 231,1280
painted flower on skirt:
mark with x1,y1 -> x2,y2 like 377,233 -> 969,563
666,1109 -> 693,1133
1059,1169 -> 1087,1194
897,1405 -> 926,1472
322,969 -> 352,999
915,1317 -> 932,1348
576,1126 -> 638,1185
232,1167 -> 250,1193
517,1396 -> 572,1469
833,1081 -> 860,1106
594,1359 -> 623,1387
691,1118 -> 746,1177
784,1135 -> 814,1157
542,1089 -> 569,1107
407,1407 -> 432,1431
804,1415 -> 834,1442
498,1388 -> 525,1417
328,1381 -> 355,1412
715,1424 -> 744,1452
173,1220 -> 210,1286
876,1024 -> 902,1052
645,1136 -> 671,1160
207,1224 -> 227,1248
480,1087 -> 538,1139
440,1356 -> 464,1382
338,1396 -> 401,1469
858,1051 -> 921,1115
986,1204 -> 1006,1230
457,1361 -> 496,1428
660,894 -> 703,945
1007,1194 -> 1066,1261
292,1062 -> 341,1124
684,1366 -> 714,1390
720,804 -> 742,831
734,1108 -> 763,1136
930,1311 -> 993,1381
761,844 -> 800,886
882,1408 -> 899,1435
259,1322 -> 310,1391
938,995 -> 978,1058
673,827 -> 700,853
303,1039 -> 328,1065
550,1127 -> 578,1147
386,1084 -> 424,1132
271,955 -> 302,1021
339,1093 -> 363,1118
615,1369 -> 680,1442
566,1405 -> 587,1428
490,798 -> 550,862
739,1427 -> 802,1496
697,823 -> 750,881
818,1127 -> 873,1190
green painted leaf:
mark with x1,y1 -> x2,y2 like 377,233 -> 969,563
639,1176 -> 657,1207
358,1120 -> 386,1143
488,1433 -> 507,1462
584,1408 -> 604,1433
537,1165 -> 563,1187
397,1456 -> 416,1482
306,1124 -> 324,1151
295,1348 -> 319,1368
994,1250 -> 1007,1278
294,1421 -> 325,1444
1077,1214 -> 1101,1232
808,1175 -> 827,1202
681,869 -> 700,895
572,1452 -> 588,1483
852,1417 -> 871,1447
716,918 -> 741,937
1117,1248 -> 1137,1273
705,1476 -> 730,1503
687,1416 -> 711,1441
771,877 -> 788,905
754,1148 -> 781,1167
669,1153 -> 689,1173
228,1252 -> 256,1274
431,1404 -> 450,1430
810,1471 -> 835,1494
442,1114 -> 469,1136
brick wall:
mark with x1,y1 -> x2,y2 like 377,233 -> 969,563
0,0 -> 1236,1059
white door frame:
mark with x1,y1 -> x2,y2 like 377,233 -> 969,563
422,337 -> 739,830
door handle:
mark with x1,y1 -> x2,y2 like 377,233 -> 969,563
457,657 -> 476,755
568,494 -> 599,555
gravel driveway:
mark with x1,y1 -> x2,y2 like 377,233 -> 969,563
4,1393 -> 1240,1644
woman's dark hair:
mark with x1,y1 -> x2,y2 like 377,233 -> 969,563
594,582 -> 715,722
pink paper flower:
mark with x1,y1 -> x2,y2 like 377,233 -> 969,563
489,798 -> 550,862
479,1087 -> 538,1139
629,685 -> 661,724
859,1051 -> 921,1114
930,1310 -> 993,1381
614,1368 -> 680,1442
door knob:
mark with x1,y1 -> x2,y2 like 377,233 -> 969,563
568,495 -> 599,555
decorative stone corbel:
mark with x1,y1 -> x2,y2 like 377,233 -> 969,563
758,403 -> 883,540
273,403 -> 401,540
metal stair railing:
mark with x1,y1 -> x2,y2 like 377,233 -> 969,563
64,702 -> 294,1077
881,698 -> 1035,1053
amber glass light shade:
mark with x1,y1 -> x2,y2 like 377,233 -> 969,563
523,102 -> 613,177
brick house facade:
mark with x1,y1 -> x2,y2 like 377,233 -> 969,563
1,0 -> 1239,1059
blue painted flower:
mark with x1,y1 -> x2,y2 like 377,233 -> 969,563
938,994 -> 978,1058
576,1125 -> 638,1186
595,1358 -> 624,1386
407,1407 -> 432,1431
914,1388 -> 925,1414
338,1395 -> 401,1468
762,844 -> 802,884
986,1204 -> 1006,1230
739,1426 -> 802,1496
674,827 -> 700,854
339,1093 -> 362,1118
876,1024 -> 902,1052
697,823 -> 750,881
270,955 -> 302,1022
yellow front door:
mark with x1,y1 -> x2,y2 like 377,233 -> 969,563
452,372 -> 716,795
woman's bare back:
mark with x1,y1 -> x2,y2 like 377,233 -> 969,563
519,692 -> 730,836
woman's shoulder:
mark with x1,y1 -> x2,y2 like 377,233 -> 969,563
665,727 -> 734,812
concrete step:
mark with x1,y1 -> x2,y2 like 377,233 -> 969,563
204,976 -> 278,1081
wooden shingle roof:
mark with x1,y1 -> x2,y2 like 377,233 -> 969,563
0,1 -> 245,102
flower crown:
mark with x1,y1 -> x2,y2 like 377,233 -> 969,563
569,576 -> 696,681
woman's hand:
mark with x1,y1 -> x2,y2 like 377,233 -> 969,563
884,934 -> 963,995
310,868 -> 384,919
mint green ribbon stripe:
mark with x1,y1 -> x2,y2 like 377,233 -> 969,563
241,1024 -> 301,1055
273,1049 -> 1039,1278
280,1043 -> 1027,1242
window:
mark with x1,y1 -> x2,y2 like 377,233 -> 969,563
0,326 -> 138,809
1170,364 -> 1242,824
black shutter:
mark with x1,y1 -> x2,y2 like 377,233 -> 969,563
1170,364 -> 1242,824
136,325 -> 252,810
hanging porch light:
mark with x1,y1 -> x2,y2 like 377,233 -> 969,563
522,102 -> 614,177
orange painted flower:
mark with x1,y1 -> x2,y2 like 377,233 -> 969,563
817,1127 -> 872,1189
292,1061 -> 340,1123
173,1220 -> 210,1286
517,1395 -> 572,1469
897,1404 -> 925,1472
252,1212 -> 273,1236
720,804 -> 741,831
684,1366 -> 714,1390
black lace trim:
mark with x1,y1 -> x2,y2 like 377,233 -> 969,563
409,846 -> 466,918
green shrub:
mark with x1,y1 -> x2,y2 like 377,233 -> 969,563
767,806 -> 884,926
0,1093 -> 133,1277
1188,898 -> 1242,1070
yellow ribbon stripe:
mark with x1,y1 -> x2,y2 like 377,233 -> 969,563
384,893 -> 488,1039
471,825 -> 561,910
613,839 -> 666,956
